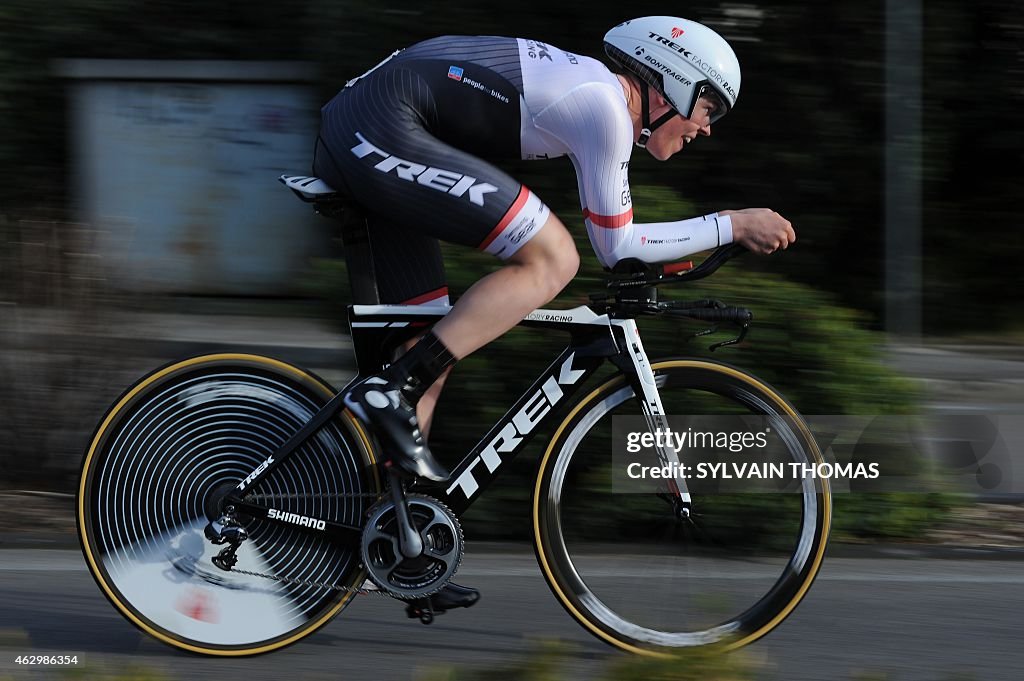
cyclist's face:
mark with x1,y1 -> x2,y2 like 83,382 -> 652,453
689,93 -> 721,129
646,94 -> 717,161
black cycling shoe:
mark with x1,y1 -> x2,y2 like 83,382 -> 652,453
404,582 -> 481,623
343,377 -> 450,482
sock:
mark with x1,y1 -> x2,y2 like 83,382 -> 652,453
382,331 -> 457,405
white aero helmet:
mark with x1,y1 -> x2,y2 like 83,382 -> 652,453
604,17 -> 741,147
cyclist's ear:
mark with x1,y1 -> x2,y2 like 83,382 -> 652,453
649,86 -> 670,109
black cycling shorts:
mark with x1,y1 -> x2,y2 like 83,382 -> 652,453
313,59 -> 550,305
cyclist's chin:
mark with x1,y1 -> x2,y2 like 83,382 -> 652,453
643,140 -> 675,161
646,145 -> 674,162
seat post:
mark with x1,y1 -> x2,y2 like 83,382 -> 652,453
281,174 -> 382,305
338,210 -> 381,305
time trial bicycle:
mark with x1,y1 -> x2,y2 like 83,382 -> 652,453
76,175 -> 830,657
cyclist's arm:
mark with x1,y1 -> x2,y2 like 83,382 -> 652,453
533,81 -> 733,269
607,213 -> 733,265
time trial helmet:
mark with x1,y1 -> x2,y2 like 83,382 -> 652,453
604,16 -> 740,126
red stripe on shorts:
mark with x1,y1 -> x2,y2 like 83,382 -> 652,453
401,286 -> 449,305
479,186 -> 529,250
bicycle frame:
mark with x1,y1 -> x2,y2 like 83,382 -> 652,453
221,302 -> 688,545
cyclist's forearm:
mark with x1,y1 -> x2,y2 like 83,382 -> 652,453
588,213 -> 733,266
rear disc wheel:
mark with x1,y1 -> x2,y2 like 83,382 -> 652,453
77,353 -> 380,656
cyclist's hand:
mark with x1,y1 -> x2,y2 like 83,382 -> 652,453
719,208 -> 795,255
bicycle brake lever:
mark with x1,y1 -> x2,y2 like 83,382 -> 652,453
709,323 -> 750,352
688,324 -> 718,340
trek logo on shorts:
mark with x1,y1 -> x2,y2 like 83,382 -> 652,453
350,132 -> 498,207
447,65 -> 464,81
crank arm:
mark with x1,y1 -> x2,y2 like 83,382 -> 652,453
389,470 -> 424,558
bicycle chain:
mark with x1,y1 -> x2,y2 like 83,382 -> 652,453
227,490 -> 399,597
225,566 -> 399,597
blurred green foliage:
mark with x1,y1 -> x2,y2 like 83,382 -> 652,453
422,638 -> 979,681
832,492 -> 955,541
421,639 -> 762,681
60,665 -> 172,681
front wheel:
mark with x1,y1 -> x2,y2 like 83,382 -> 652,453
77,353 -> 380,656
533,359 -> 830,655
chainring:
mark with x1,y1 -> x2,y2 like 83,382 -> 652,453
360,493 -> 464,599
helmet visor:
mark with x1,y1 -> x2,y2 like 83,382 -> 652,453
686,83 -> 730,126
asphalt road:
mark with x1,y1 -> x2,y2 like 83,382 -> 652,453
0,548 -> 1022,681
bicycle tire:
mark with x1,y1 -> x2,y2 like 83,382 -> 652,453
77,353 -> 379,656
533,358 -> 830,655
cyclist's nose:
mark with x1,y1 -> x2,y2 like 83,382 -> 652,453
699,123 -> 712,137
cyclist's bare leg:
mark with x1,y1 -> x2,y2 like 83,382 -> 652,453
392,213 -> 576,437
431,212 -> 579,358
346,213 -> 575,481
376,213 -> 575,613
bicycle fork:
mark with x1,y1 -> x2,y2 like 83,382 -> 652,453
614,319 -> 693,518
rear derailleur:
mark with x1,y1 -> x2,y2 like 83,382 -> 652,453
204,507 -> 248,571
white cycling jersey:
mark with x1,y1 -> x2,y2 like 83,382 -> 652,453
515,39 -> 732,268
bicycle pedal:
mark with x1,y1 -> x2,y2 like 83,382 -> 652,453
406,603 -> 437,625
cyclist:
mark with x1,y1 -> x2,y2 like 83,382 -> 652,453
312,16 -> 795,615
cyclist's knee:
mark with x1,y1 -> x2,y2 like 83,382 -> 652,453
511,213 -> 579,298
554,229 -> 581,287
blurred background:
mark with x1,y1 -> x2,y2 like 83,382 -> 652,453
0,1 -> 1022,679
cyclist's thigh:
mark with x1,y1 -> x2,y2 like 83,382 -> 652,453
314,68 -> 550,261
